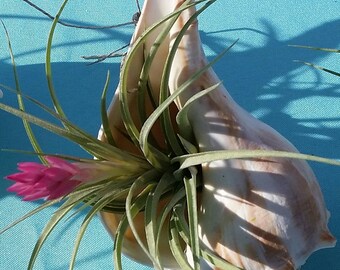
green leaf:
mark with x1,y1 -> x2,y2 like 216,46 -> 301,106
171,198 -> 242,270
290,45 -> 340,77
83,141 -> 149,166
144,172 -> 176,267
125,169 -> 160,267
45,0 -> 69,120
176,82 -> 221,141
69,199 -> 110,270
28,195 -> 82,270
172,149 -> 340,169
200,248 -> 241,270
1,20 -> 44,161
119,0 -> 210,153
69,188 -> 128,270
184,167 -> 200,270
114,185 -> 155,270
155,186 -> 187,259
0,200 -> 59,235
136,1 -> 185,128
169,204 -> 193,270
0,102 -> 86,141
289,45 -> 340,53
100,70 -> 116,146
0,83 -> 104,146
158,0 -> 217,156
120,0 -> 200,148
140,39 -> 237,169
173,203 -> 190,242
177,135 -> 198,154
0,99 -> 153,167
294,60 -> 340,77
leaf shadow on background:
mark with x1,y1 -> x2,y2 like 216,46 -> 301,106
0,11 -> 135,193
0,17 -> 339,270
200,18 -> 340,270
0,61 -> 121,186
0,13 -> 134,60
202,19 -> 340,154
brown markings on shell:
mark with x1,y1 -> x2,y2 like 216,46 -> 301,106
206,168 -> 295,269
100,0 -> 336,269
193,94 -> 334,269
200,146 -> 334,269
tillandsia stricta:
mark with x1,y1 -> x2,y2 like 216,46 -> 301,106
0,0 -> 339,270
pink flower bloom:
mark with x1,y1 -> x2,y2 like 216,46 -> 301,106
6,156 -> 89,201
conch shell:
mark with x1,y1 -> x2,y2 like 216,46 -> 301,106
98,1 -> 181,268
98,0 -> 336,269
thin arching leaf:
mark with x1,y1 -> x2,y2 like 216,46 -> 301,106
125,169 -> 160,267
0,200 -> 58,235
100,70 -> 116,146
69,189 -> 127,270
0,102 -> 147,164
140,40 -> 237,169
177,135 -> 198,154
172,200 -> 241,270
176,82 -> 221,141
200,247 -> 241,270
0,83 -> 111,150
28,196 -> 83,270
169,208 -> 193,270
1,20 -> 44,161
290,45 -> 340,77
294,60 -> 340,77
114,188 -> 154,270
119,0 -> 205,149
144,172 -> 176,266
136,0 -> 186,127
172,201 -> 191,248
155,186 -> 187,259
45,0 -> 69,120
0,102 -> 88,142
184,167 -> 200,270
289,44 -> 340,53
158,0 -> 217,156
173,149 -> 340,169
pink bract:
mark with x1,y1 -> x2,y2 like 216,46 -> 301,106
6,157 -> 82,201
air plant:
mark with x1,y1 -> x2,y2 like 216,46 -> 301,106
0,0 -> 339,270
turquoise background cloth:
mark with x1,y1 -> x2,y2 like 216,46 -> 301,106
0,1 -> 339,269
